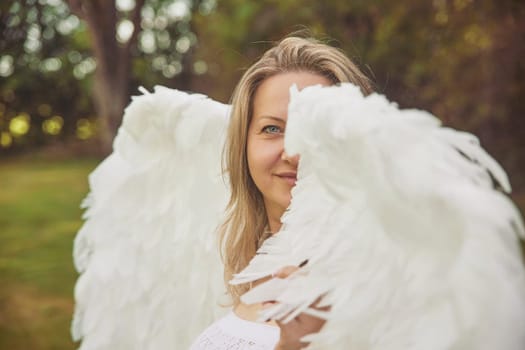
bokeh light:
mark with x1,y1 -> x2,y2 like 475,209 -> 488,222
464,25 -> 491,50
193,60 -> 207,75
0,132 -> 12,147
41,57 -> 62,72
24,24 -> 42,53
68,51 -> 82,64
116,0 -> 136,12
9,113 -> 31,137
76,118 -> 95,140
117,19 -> 134,43
162,61 -> 182,78
0,56 -> 14,77
73,58 -> 96,79
139,30 -> 156,54
157,30 -> 171,49
42,115 -> 64,135
167,1 -> 190,21
198,0 -> 216,16
56,15 -> 80,35
175,36 -> 190,53
154,15 -> 168,30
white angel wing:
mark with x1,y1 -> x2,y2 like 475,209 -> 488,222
233,84 -> 525,350
72,86 -> 231,350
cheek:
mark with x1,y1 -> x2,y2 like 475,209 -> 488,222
247,138 -> 281,183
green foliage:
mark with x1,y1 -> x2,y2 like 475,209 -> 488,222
0,0 -> 209,153
0,0 -> 94,151
193,0 -> 525,191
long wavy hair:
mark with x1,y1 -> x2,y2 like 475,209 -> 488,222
219,36 -> 374,305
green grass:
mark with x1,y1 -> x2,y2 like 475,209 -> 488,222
0,157 -> 99,350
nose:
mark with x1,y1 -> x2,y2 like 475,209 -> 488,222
281,150 -> 300,167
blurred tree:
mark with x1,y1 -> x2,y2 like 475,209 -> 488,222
1,0 -> 523,202
66,0 -> 146,153
1,0 -> 211,155
0,0 -> 94,153
65,0 -> 211,153
193,0 -> 525,198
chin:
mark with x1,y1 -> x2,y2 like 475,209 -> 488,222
278,197 -> 292,212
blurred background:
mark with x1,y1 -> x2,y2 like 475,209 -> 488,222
0,0 -> 523,349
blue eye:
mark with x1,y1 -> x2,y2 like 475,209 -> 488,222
262,125 -> 282,134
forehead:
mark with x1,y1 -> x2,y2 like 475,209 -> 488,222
252,71 -> 332,118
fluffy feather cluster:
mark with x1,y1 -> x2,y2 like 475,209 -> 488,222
73,83 -> 525,350
233,84 -> 525,349
72,86 -> 230,349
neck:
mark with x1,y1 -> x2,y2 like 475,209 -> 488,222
267,216 -> 282,234
264,202 -> 285,234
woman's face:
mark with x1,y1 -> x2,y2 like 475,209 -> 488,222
247,71 -> 331,227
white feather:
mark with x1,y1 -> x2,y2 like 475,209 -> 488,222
73,83 -> 524,350
72,86 -> 231,350
234,83 -> 525,350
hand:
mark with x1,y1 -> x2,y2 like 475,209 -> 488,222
270,266 -> 328,350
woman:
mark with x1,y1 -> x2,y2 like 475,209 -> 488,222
190,36 -> 373,350
73,34 -> 525,350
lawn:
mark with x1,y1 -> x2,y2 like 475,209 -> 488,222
0,156 -> 99,350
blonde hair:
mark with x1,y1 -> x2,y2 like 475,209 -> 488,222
220,36 -> 373,304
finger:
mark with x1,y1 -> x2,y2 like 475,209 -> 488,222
273,265 -> 299,279
262,300 -> 277,308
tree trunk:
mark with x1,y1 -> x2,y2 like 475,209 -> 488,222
66,0 -> 144,155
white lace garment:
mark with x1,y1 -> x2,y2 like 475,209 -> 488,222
190,312 -> 280,350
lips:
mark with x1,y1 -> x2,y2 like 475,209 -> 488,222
276,172 -> 297,185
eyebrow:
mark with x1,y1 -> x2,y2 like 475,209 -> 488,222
254,115 -> 285,122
